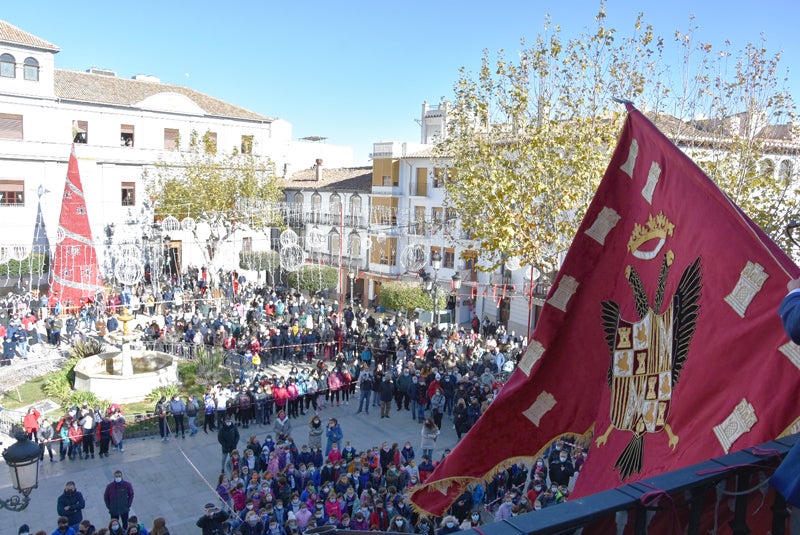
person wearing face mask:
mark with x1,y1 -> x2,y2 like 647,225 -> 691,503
239,511 -> 265,535
459,510 -> 484,530
549,449 -> 575,489
57,480 -> 86,532
438,515 -> 460,535
494,493 -> 515,522
368,500 -> 389,531
197,502 -> 230,535
103,470 -> 134,530
307,415 -> 323,450
390,515 -> 411,533
108,518 -> 123,534
218,415 -> 240,473
546,438 -> 570,465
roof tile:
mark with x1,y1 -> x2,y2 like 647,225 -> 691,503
0,20 -> 60,52
54,69 -> 271,121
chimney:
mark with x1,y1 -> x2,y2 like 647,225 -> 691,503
315,159 -> 323,181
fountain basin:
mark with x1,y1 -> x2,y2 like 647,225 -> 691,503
73,350 -> 178,403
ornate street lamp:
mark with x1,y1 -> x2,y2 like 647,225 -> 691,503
451,272 -> 462,325
1,432 -> 41,511
348,270 -> 356,308
431,250 -> 442,271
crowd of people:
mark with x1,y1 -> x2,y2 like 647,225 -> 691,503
5,268 -> 597,534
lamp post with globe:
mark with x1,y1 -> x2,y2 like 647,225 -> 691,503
0,432 -> 41,512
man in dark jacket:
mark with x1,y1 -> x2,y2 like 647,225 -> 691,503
103,470 -> 134,529
379,376 -> 394,418
57,480 -> 86,532
197,502 -> 229,535
395,369 -> 412,411
218,415 -> 240,473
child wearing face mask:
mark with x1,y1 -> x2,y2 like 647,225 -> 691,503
438,515 -> 460,535
459,510 -> 484,530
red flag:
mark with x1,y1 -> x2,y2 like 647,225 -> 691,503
409,107 -> 800,516
50,145 -> 104,308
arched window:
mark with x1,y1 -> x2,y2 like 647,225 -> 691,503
349,194 -> 362,225
23,57 -> 39,81
780,160 -> 794,183
759,159 -> 775,179
348,231 -> 361,258
0,54 -> 15,78
329,229 -> 340,256
293,192 -> 304,226
311,192 -> 322,224
329,193 -> 341,223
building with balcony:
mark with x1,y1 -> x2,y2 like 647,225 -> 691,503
282,161 -> 372,303
0,19 -> 353,283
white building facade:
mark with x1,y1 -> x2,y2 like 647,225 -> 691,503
0,19 -> 353,287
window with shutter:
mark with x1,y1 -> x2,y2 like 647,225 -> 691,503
164,128 -> 179,150
0,114 -> 23,139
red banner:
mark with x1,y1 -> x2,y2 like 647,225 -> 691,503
409,107 -> 800,517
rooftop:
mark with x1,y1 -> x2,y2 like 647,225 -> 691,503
0,20 -> 60,52
285,166 -> 372,191
54,69 -> 272,122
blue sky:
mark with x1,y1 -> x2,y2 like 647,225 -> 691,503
4,1 -> 799,165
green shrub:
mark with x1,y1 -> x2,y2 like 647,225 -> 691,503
66,391 -> 106,410
145,385 -> 180,404
43,371 -> 72,402
69,338 -> 104,360
0,252 -> 49,276
194,346 -> 229,385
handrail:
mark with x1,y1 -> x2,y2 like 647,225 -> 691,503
462,434 -> 797,535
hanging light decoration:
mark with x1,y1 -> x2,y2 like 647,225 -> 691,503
280,244 -> 305,272
400,243 -> 427,272
307,227 -> 325,250
114,256 -> 144,286
116,244 -> 142,261
279,229 -> 298,248
181,216 -> 197,231
505,256 -> 521,272
10,245 -> 30,262
161,215 -> 180,232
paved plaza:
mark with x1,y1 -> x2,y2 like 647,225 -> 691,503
1,390 -> 461,533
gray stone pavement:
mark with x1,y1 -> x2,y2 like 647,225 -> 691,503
1,398 -> 461,534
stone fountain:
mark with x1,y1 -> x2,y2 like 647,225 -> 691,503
73,309 -> 178,403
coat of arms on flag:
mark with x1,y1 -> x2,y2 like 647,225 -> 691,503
409,104 -> 800,530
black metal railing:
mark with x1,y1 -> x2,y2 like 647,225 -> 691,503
464,434 -> 798,535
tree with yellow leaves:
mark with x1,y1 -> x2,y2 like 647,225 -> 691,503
144,129 -> 283,285
439,7 -> 798,275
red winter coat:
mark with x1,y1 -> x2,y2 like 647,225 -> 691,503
273,386 -> 289,408
23,408 -> 40,434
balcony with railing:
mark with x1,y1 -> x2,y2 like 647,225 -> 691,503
462,433 -> 798,535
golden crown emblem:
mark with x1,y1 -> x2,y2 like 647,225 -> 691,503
627,212 -> 674,256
